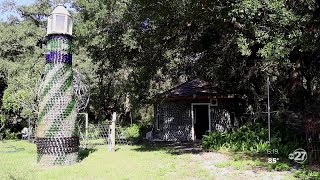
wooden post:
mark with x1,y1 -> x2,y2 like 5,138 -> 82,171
111,112 -> 116,151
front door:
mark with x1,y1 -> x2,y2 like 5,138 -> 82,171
194,105 -> 209,140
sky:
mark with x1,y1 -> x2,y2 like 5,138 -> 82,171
0,0 -> 36,21
0,0 -> 75,22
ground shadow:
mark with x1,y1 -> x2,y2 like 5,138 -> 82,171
131,140 -> 205,155
78,147 -> 97,161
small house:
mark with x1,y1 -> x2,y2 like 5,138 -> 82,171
153,79 -> 244,141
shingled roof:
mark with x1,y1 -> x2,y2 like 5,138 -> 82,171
160,79 -> 237,99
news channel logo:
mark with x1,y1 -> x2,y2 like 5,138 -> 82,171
288,148 -> 307,164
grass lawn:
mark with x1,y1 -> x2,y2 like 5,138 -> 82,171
0,140 -> 212,180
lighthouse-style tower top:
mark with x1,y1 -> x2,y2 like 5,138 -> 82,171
47,4 -> 73,36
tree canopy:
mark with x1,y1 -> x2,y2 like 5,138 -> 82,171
1,0 -> 320,127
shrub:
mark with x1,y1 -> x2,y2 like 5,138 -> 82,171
3,129 -> 18,140
124,124 -> 141,141
87,124 -> 101,139
124,124 -> 152,143
202,123 -> 270,154
202,123 -> 305,158
294,170 -> 320,180
267,163 -> 291,171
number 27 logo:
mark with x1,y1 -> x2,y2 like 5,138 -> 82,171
289,148 -> 307,163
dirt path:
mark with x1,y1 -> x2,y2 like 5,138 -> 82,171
144,141 -> 296,179
191,152 -> 295,180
